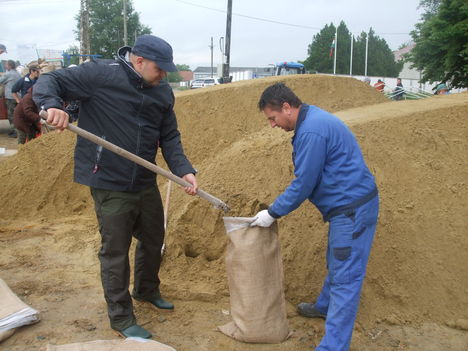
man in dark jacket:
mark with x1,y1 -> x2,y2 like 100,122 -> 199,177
33,35 -> 198,339
13,87 -> 41,144
11,65 -> 40,102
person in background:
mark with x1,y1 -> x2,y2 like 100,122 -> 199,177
64,64 -> 80,122
13,87 -> 41,144
393,78 -> 405,101
33,34 -> 198,340
363,77 -> 371,85
373,79 -> 385,92
250,82 -> 379,351
11,65 -> 41,102
0,60 -> 21,138
435,83 -> 450,95
0,44 -> 7,73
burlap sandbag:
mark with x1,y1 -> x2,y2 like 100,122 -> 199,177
218,217 -> 290,343
44,338 -> 176,351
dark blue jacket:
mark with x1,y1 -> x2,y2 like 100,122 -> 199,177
33,47 -> 195,192
269,104 -> 377,221
11,73 -> 37,97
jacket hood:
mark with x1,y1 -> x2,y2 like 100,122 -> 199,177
117,46 -> 153,89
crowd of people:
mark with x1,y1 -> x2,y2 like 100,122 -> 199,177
0,44 -> 42,143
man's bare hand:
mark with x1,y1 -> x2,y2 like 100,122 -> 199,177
182,173 -> 198,196
45,108 -> 69,131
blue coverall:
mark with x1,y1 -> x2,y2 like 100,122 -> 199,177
268,104 -> 379,351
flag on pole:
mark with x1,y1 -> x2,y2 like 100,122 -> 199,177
329,36 -> 336,58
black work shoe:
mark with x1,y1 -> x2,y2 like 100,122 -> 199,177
297,302 -> 327,319
114,324 -> 152,339
132,291 -> 174,310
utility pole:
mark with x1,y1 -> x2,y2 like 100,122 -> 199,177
123,0 -> 128,46
333,27 -> 337,75
365,31 -> 369,77
80,0 -> 90,63
222,0 -> 232,82
209,37 -> 214,78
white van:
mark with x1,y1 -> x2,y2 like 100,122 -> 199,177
190,77 -> 219,89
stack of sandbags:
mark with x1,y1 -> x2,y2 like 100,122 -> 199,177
0,278 -> 40,342
44,338 -> 177,351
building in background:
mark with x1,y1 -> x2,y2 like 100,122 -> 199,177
393,42 -> 420,81
193,65 -> 274,82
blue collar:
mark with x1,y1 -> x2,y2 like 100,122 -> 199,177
292,104 -> 309,144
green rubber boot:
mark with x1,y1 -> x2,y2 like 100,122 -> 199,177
132,290 -> 174,310
115,324 -> 152,339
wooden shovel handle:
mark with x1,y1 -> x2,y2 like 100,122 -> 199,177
39,110 -> 230,212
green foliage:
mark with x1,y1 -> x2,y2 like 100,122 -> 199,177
409,0 -> 468,88
176,64 -> 191,71
303,21 -> 402,77
167,72 -> 182,83
166,64 -> 191,83
64,45 -> 80,66
75,0 -> 151,59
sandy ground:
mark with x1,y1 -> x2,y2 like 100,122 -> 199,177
0,76 -> 467,350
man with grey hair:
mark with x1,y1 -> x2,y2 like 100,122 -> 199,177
33,35 -> 198,339
0,59 -> 21,137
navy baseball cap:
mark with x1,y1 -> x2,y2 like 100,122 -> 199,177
132,35 -> 177,72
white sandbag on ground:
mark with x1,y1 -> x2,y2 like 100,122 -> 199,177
45,338 -> 177,350
0,278 -> 39,342
218,217 -> 290,343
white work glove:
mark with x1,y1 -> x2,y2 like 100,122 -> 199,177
250,209 -> 276,227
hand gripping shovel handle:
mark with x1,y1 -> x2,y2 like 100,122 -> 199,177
39,110 -> 230,212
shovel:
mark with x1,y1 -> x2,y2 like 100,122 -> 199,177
39,110 -> 230,212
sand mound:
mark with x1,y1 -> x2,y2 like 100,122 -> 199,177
0,75 -> 467,341
0,74 -> 386,219
160,93 -> 468,329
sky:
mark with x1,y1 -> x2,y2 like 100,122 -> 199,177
0,0 -> 424,69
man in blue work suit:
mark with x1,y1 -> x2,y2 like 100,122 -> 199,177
251,82 -> 379,351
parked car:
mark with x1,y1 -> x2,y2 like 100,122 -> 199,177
190,78 -> 219,89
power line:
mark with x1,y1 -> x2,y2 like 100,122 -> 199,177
171,0 -> 411,36
0,0 -> 70,4
172,0 -> 322,30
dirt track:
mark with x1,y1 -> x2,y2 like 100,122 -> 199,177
0,75 -> 467,350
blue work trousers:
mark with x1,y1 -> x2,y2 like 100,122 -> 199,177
314,195 -> 379,351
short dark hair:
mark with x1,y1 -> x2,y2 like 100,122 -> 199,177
29,65 -> 40,73
258,82 -> 302,111
7,60 -> 16,69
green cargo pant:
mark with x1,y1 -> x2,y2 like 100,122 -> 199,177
6,99 -> 17,130
18,126 -> 37,144
91,186 -> 165,331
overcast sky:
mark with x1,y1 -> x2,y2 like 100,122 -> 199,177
0,0 -> 423,69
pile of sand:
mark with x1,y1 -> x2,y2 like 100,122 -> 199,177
0,75 -> 467,335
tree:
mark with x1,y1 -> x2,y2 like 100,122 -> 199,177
63,45 -> 80,66
409,0 -> 468,88
365,29 -> 403,77
166,64 -> 191,83
303,22 -> 402,77
176,64 -> 191,71
75,0 -> 151,59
